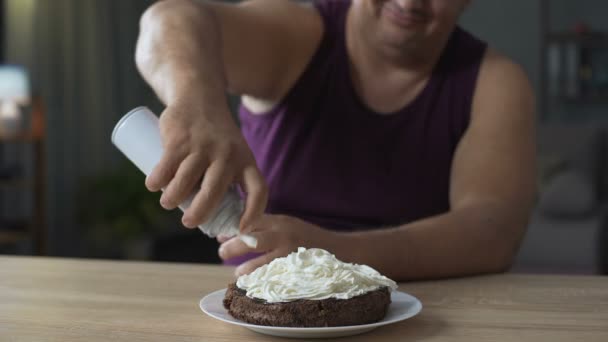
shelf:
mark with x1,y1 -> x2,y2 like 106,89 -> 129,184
0,131 -> 43,142
0,230 -> 29,244
0,96 -> 47,255
0,219 -> 30,244
0,178 -> 32,189
0,97 -> 45,143
547,32 -> 608,48
556,95 -> 608,104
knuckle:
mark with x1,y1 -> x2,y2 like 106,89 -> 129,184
172,177 -> 188,195
164,135 -> 187,152
203,176 -> 228,199
212,144 -> 234,162
202,188 -> 219,203
190,201 -> 211,224
210,157 -> 230,174
197,138 -> 213,153
156,161 -> 176,178
189,152 -> 206,165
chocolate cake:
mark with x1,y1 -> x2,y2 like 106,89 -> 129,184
222,247 -> 397,327
223,282 -> 391,327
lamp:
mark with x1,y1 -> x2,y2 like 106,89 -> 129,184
0,65 -> 30,137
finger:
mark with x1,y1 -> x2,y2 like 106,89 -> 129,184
218,230 -> 278,260
216,234 -> 233,243
184,159 -> 233,227
145,150 -> 185,192
235,250 -> 283,277
239,166 -> 268,232
161,154 -> 206,210
245,214 -> 276,234
218,237 -> 249,261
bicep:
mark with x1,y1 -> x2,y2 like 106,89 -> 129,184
209,0 -> 323,100
450,50 -> 537,216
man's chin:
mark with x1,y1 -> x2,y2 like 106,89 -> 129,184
377,30 -> 421,49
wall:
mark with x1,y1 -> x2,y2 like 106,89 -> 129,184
1,0 -> 36,246
4,0 -> 159,256
461,0 -> 608,122
548,0 -> 608,121
549,0 -> 608,32
459,0 -> 541,115
3,0 -> 34,66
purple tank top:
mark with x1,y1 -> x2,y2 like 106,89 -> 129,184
238,0 -> 487,231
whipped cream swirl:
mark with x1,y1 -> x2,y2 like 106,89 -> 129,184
236,247 -> 398,303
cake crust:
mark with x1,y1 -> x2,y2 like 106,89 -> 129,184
223,282 -> 391,327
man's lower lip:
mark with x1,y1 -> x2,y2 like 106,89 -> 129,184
382,3 -> 426,28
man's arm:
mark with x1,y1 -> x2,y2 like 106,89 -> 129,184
218,49 -> 537,280
135,0 -> 321,228
137,0 -> 322,102
338,49 -> 537,280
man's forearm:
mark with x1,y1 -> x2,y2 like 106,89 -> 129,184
136,0 -> 227,109
332,202 -> 529,281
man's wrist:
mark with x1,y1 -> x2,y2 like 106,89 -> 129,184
164,66 -> 228,110
166,87 -> 235,124
169,85 -> 225,109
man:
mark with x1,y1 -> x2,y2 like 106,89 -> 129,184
135,0 -> 536,280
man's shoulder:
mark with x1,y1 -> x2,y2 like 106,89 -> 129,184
472,48 -> 535,120
478,49 -> 533,96
482,49 -> 528,79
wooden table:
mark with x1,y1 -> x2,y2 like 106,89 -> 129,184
1,256 -> 607,341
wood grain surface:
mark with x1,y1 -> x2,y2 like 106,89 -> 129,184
1,256 -> 607,341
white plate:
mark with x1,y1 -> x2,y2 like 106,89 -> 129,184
199,289 -> 422,339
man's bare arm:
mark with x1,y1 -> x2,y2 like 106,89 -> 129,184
334,49 -> 536,280
135,0 -> 321,228
137,0 -> 321,103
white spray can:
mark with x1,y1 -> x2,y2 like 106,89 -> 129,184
111,106 -> 257,247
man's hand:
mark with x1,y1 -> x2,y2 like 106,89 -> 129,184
145,100 -> 268,231
217,214 -> 339,276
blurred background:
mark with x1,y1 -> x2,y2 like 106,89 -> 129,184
0,0 -> 606,275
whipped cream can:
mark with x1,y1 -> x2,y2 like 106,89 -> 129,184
111,106 -> 254,245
